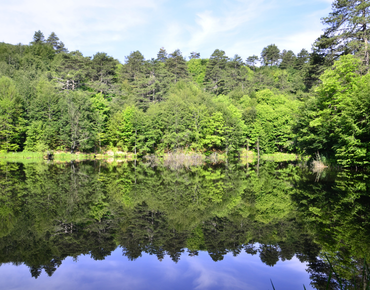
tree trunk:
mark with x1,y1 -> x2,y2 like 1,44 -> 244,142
257,137 -> 260,176
246,139 -> 249,172
363,10 -> 369,67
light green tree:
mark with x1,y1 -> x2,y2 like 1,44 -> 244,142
0,76 -> 23,152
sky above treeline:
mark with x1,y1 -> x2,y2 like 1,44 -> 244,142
1,0 -> 332,63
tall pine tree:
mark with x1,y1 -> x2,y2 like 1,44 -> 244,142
315,0 -> 370,66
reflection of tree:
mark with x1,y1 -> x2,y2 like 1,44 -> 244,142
0,162 -> 21,238
117,202 -> 188,263
259,245 -> 279,267
0,161 -> 323,278
306,259 -> 339,290
43,257 -> 63,277
30,266 -> 42,279
292,169 -> 370,289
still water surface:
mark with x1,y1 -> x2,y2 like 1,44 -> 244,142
0,160 -> 368,289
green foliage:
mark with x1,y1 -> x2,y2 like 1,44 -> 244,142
88,52 -> 119,95
165,49 -> 189,83
204,49 -> 229,94
46,32 -> 68,53
246,55 -> 259,69
261,44 -> 280,66
200,111 -> 225,149
295,55 -> 370,166
280,50 -> 296,69
91,93 -> 110,150
0,34 -> 306,155
106,106 -> 136,151
24,121 -> 48,152
59,91 -> 97,151
2,25 -> 370,163
0,76 -> 23,152
24,77 -> 60,150
239,89 -> 300,153
187,58 -> 208,85
53,50 -> 91,90
315,0 -> 370,65
127,82 -> 247,154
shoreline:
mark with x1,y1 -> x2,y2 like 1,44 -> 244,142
0,151 -> 300,164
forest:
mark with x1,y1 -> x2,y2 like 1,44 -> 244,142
1,0 -> 370,167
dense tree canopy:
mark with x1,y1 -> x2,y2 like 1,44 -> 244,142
0,32 -> 310,156
0,0 -> 370,167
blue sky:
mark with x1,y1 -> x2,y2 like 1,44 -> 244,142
1,0 -> 332,63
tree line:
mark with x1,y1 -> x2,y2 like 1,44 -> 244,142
0,0 -> 370,166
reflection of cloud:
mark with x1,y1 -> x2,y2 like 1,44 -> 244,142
160,256 -> 183,281
0,250 -> 314,290
185,257 -> 250,290
281,257 -> 309,272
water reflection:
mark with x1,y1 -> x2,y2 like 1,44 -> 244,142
0,160 -> 369,289
0,250 -> 312,290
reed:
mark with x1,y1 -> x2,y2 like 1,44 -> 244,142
163,152 -> 205,169
311,152 -> 329,173
143,151 -> 219,169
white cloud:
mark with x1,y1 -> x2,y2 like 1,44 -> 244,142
155,0 -> 332,60
0,0 -> 333,61
215,1 -> 332,59
160,23 -> 186,53
278,30 -> 322,53
155,0 -> 270,57
0,0 -> 162,53
185,0 -> 270,51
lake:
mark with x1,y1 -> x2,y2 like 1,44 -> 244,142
0,160 -> 368,289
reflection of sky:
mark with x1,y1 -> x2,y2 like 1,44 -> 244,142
0,249 -> 313,290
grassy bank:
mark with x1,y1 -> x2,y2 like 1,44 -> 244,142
0,150 -> 302,164
0,151 -> 139,164
240,149 -> 300,163
0,151 -> 97,161
0,152 -> 45,160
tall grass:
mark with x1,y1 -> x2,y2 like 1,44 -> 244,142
261,153 -> 299,162
240,150 -> 299,164
311,152 -> 329,173
53,152 -> 95,161
0,152 -> 44,159
0,151 -> 132,162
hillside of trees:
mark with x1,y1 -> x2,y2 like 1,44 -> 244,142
1,0 -> 370,167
